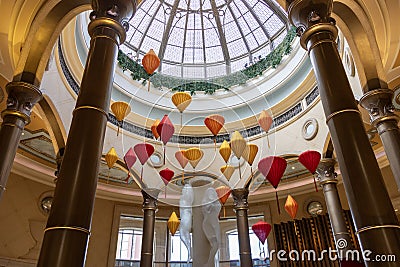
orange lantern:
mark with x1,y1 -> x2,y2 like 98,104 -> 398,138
220,165 -> 235,181
219,140 -> 231,164
216,186 -> 231,217
142,49 -> 160,91
111,101 -> 131,136
151,119 -> 160,140
168,212 -> 180,236
172,92 -> 192,126
284,195 -> 299,220
258,110 -> 273,148
204,114 -> 225,148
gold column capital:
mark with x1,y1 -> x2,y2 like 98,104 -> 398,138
232,188 -> 249,211
316,158 -> 337,185
359,89 -> 399,127
2,81 -> 42,124
89,0 -> 137,44
142,189 -> 160,211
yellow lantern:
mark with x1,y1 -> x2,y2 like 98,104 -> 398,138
171,92 -> 192,126
219,140 -> 231,164
184,148 -> 204,169
242,143 -> 259,176
111,101 -> 131,136
220,165 -> 235,181
168,212 -> 180,236
105,147 -> 118,169
230,131 -> 246,179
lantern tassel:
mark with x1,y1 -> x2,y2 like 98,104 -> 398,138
214,137 -> 217,151
182,170 -> 185,183
275,191 -> 280,214
141,166 -> 143,181
223,206 -> 226,218
163,146 -> 166,165
238,158 -> 242,180
267,134 -> 270,149
117,123 -> 120,136
180,113 -> 183,128
147,77 -> 151,92
313,175 -> 318,192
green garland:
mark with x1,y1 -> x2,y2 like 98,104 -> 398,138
117,27 -> 297,95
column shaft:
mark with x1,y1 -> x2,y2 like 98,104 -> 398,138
140,189 -> 160,267
287,1 -> 400,265
316,159 -> 353,259
232,188 -> 253,267
0,82 -> 42,200
37,2 -> 134,266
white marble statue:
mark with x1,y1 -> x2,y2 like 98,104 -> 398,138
202,187 -> 221,267
179,183 -> 194,263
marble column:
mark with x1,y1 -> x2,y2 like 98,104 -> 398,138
232,188 -> 253,267
287,0 -> 400,265
316,159 -> 353,259
140,189 -> 160,267
0,82 -> 42,200
37,1 -> 136,266
360,89 -> 400,190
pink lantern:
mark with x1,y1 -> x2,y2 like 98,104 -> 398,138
123,147 -> 137,183
175,150 -> 189,181
156,115 -> 175,164
134,143 -> 155,180
252,221 -> 272,245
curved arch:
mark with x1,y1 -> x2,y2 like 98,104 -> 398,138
13,0 -> 90,86
332,1 -> 387,92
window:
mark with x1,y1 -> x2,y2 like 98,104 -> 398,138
227,229 -> 269,261
170,231 -> 192,264
116,229 -> 143,261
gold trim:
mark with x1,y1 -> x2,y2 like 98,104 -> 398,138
307,39 -> 335,54
141,252 -> 153,256
88,17 -> 126,44
334,232 -> 351,236
356,225 -> 400,235
1,110 -> 30,124
91,34 -> 120,47
73,106 -> 109,118
372,115 -> 399,127
6,81 -> 41,94
300,23 -> 338,49
325,109 -> 360,124
45,226 -> 91,235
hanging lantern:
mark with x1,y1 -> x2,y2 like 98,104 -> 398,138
242,143 -> 258,176
123,147 -> 137,182
284,195 -> 299,220
216,186 -> 231,217
184,148 -> 203,169
151,119 -> 160,140
134,143 -> 155,180
172,92 -> 192,126
252,221 -> 272,245
204,114 -> 225,148
258,110 -> 273,148
298,150 -> 321,192
175,150 -> 189,181
168,212 -> 180,236
258,156 -> 287,214
219,140 -> 231,164
156,115 -> 175,164
111,101 -> 131,136
220,165 -> 235,181
105,147 -> 118,169
230,131 -> 246,180
142,49 -> 160,91
160,168 -> 174,198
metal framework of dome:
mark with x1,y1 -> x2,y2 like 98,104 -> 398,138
122,0 -> 289,79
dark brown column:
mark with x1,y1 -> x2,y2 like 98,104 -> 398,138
37,1 -> 135,266
359,89 -> 400,190
287,0 -> 400,265
140,188 -> 160,267
316,159 -> 353,259
0,82 -> 42,200
232,188 -> 253,267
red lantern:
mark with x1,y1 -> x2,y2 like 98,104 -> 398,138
298,150 -> 321,192
156,115 -> 175,164
258,156 -> 287,214
204,114 -> 225,148
134,143 -> 155,180
160,168 -> 174,185
252,221 -> 272,245
123,147 -> 137,183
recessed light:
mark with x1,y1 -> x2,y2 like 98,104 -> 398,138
395,209 -> 399,212
21,132 -> 25,136
291,166 -> 295,170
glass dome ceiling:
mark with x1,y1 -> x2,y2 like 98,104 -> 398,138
121,0 -> 288,79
